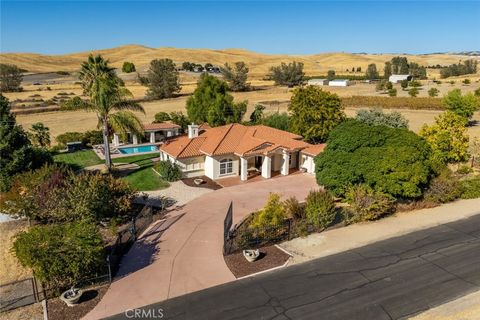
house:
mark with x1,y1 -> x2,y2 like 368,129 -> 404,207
328,79 -> 350,87
112,122 -> 181,147
159,123 -> 325,181
389,74 -> 412,83
307,79 -> 329,86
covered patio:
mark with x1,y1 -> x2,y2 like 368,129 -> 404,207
112,122 -> 181,147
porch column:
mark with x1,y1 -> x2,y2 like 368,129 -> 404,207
240,157 -> 248,181
113,133 -> 120,147
261,155 -> 271,179
281,151 -> 290,176
132,134 -> 138,145
150,132 -> 155,143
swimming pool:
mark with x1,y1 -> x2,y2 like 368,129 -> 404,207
118,145 -> 158,154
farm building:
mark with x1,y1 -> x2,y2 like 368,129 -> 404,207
307,79 -> 329,86
328,79 -> 350,87
389,74 -> 412,83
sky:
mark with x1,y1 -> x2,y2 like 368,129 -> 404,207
1,1 -> 479,55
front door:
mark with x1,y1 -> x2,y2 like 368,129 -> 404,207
255,156 -> 262,169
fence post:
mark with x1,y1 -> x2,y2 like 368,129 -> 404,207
107,256 -> 112,283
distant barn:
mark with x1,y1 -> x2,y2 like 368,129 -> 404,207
389,74 -> 412,83
328,79 -> 350,87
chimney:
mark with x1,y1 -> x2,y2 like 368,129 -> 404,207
188,123 -> 199,139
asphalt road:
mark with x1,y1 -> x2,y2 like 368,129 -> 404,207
108,214 -> 480,320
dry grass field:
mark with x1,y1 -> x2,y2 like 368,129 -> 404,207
1,44 -> 478,78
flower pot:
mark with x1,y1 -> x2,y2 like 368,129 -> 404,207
60,287 -> 83,307
243,249 -> 260,262
194,178 -> 204,185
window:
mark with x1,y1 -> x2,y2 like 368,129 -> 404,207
220,158 -> 234,175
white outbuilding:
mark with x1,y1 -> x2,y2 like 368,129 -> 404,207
389,74 -> 412,83
328,79 -> 350,87
307,79 -> 329,86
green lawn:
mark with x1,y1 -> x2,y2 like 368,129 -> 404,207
54,150 -> 169,191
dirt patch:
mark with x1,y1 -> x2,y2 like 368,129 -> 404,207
181,175 -> 222,190
224,246 -> 290,278
0,302 -> 43,320
0,220 -> 32,284
47,285 -> 108,320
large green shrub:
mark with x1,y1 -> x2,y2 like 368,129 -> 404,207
442,89 -> 479,121
56,132 -> 85,147
250,193 -> 287,229
154,112 -> 171,123
122,61 -> 136,73
154,160 -> 182,182
315,120 -> 433,198
283,196 -> 305,219
0,165 -> 135,223
13,221 -> 105,288
460,178 -> 480,199
304,190 -> 336,228
355,108 -> 409,129
260,112 -> 291,132
345,185 -> 396,222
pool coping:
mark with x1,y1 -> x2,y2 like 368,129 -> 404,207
93,143 -> 160,160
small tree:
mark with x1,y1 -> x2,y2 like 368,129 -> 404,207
345,185 -> 395,222
250,193 -> 287,229
365,63 -> 379,80
304,190 -> 336,229
169,111 -> 190,130
29,122 -> 51,147
289,86 -> 345,143
154,160 -> 182,181
186,73 -> 247,126
220,61 -> 250,92
268,61 -> 305,87
142,59 -> 181,99
249,104 -> 266,123
260,112 -> 291,131
428,88 -> 439,97
383,61 -> 392,79
419,111 -> 470,164
154,112 -> 171,123
122,61 -> 136,73
0,63 -> 23,92
327,70 -> 336,81
400,80 -> 409,89
442,89 -> 479,122
408,87 -> 419,97
388,88 -> 397,97
356,108 -> 409,129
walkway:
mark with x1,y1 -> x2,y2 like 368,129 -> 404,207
84,174 -> 318,320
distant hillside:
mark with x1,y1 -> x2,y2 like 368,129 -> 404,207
1,45 -> 478,78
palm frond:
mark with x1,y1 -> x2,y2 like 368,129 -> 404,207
108,111 -> 145,137
112,101 -> 145,114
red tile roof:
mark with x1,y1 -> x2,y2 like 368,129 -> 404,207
301,143 -> 326,156
160,123 -> 325,159
143,122 -> 181,131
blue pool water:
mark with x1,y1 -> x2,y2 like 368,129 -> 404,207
118,145 -> 158,154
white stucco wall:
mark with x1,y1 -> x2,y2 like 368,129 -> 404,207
204,154 -> 240,180
300,153 -> 316,174
175,156 -> 205,178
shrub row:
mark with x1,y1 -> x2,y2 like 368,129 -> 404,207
341,96 -> 444,110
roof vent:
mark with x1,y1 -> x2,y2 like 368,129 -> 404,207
188,123 -> 199,139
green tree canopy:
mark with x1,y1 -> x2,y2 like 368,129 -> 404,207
268,61 -> 305,87
186,73 -> 247,126
142,59 -> 181,99
29,122 -> 51,147
0,63 -> 23,92
419,111 -> 470,164
365,63 -> 379,80
154,112 -> 171,123
220,61 -> 250,91
122,61 -> 136,73
315,120 -> 433,198
0,95 -> 52,191
442,89 -> 479,121
260,112 -> 291,132
289,86 -> 345,143
249,104 -> 266,123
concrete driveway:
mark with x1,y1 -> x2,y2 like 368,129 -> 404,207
107,214 -> 480,320
84,174 -> 318,319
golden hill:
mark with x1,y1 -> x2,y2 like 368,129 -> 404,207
0,44 -> 476,78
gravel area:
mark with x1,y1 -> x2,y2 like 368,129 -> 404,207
143,180 -> 214,207
47,285 -> 108,320
224,246 -> 291,278
181,176 -> 222,190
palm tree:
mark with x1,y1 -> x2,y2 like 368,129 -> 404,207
79,55 -> 145,169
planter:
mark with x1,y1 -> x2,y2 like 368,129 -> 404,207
60,287 -> 83,307
243,249 -> 260,262
194,178 -> 204,185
